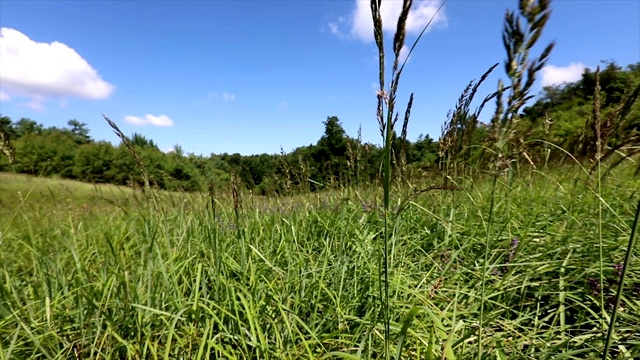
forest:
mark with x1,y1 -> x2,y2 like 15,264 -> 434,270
1,60 -> 639,194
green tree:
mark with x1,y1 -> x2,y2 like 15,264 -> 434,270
163,150 -> 204,191
314,116 -> 349,184
0,116 -> 18,140
520,61 -> 640,163
74,141 -> 117,183
67,119 -> 92,144
14,132 -> 76,177
107,144 -> 138,186
131,133 -> 159,149
411,134 -> 438,165
14,118 -> 43,138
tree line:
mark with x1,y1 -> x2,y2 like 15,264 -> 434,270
0,60 -> 638,194
0,113 -> 440,194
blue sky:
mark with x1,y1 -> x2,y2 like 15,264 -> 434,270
1,0 -> 638,156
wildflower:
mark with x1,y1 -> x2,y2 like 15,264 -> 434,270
429,277 -> 445,299
587,278 -> 600,296
507,237 -> 519,263
494,237 -> 520,276
613,263 -> 623,278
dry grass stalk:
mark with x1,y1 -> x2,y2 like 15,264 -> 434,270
207,181 -> 216,220
590,77 -> 640,175
488,0 -> 554,170
358,126 -> 364,184
440,63 -> 501,172
398,93 -> 414,179
542,111 -> 553,165
279,147 -> 292,195
578,64 -> 640,176
346,141 -> 354,173
593,66 -> 603,160
296,153 -> 310,193
102,114 -> 151,193
103,115 -> 160,211
231,172 -> 242,216
369,1 -> 446,358
370,0 -> 409,356
371,0 -> 386,139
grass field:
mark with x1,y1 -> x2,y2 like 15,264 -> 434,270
0,166 -> 639,359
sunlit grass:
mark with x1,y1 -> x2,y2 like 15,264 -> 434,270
0,165 -> 638,359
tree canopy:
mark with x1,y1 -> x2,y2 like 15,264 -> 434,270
1,60 -> 638,193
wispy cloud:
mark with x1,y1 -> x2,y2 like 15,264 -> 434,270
328,22 -> 340,35
124,114 -> 174,127
329,0 -> 447,42
222,92 -> 236,103
541,62 -> 586,87
203,92 -> 236,103
0,90 -> 9,101
278,101 -> 289,110
0,27 -> 114,107
326,16 -> 347,37
21,97 -> 45,112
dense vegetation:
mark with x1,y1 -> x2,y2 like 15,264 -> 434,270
0,115 -> 439,194
0,0 -> 639,358
1,60 -> 638,194
0,166 -> 638,359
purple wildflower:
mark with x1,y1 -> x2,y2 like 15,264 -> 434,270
588,278 -> 601,296
613,263 -> 624,278
507,237 -> 519,263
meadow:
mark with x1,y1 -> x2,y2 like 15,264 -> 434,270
1,164 -> 638,359
1,0 -> 639,358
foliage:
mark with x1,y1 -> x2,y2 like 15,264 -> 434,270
520,61 -> 640,169
0,113 -> 432,193
0,165 -> 638,359
1,59 -> 637,191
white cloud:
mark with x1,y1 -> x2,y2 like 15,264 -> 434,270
344,0 -> 447,42
0,27 -> 114,105
124,114 -> 174,127
222,92 -> 236,103
541,62 -> 586,87
0,90 -> 9,101
278,101 -> 289,110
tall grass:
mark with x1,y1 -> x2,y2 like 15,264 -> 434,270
1,166 -> 638,359
1,0 -> 639,359
369,0 -> 446,357
603,197 -> 640,359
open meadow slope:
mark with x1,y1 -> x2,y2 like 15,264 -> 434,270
1,0 -> 639,358
1,167 -> 639,358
